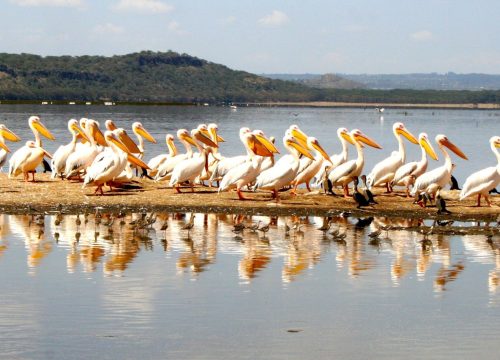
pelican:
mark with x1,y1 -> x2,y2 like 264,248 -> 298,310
9,116 -> 55,181
366,122 -> 418,192
391,133 -> 438,197
292,137 -> 331,192
64,120 -> 107,178
83,131 -> 150,195
155,129 -> 197,181
51,119 -> 89,178
460,136 -> 500,206
253,131 -> 314,200
169,129 -> 218,192
218,130 -> 277,199
314,128 -> 354,186
0,124 -> 21,170
147,134 -> 177,177
328,129 -> 382,197
132,122 -> 157,157
411,134 -> 468,199
199,123 -> 224,185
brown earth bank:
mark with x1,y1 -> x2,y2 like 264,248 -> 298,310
0,173 -> 498,222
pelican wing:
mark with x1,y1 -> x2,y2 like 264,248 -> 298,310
460,166 -> 500,199
155,154 -> 189,180
84,153 -> 117,185
328,160 -> 356,184
169,156 -> 205,186
210,155 -> 247,180
9,146 -> 31,177
412,165 -> 450,196
254,161 -> 295,190
392,161 -> 418,184
219,161 -> 254,191
366,153 -> 402,188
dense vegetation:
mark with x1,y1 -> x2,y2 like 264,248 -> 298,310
0,51 -> 499,104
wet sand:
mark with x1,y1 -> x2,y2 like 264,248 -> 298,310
0,173 -> 498,221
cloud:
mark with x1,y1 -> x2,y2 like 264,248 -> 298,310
167,21 -> 186,35
113,0 -> 173,13
411,30 -> 433,42
258,10 -> 289,26
93,23 -> 124,35
10,0 -> 83,6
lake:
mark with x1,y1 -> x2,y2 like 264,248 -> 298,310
0,104 -> 499,359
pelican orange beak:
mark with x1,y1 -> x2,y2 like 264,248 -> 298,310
114,129 -> 141,153
0,127 -> 21,142
442,138 -> 468,160
194,130 -> 218,148
71,123 -> 90,143
136,125 -> 157,144
108,134 -> 150,169
420,136 -> 438,161
248,134 -> 276,157
209,127 -> 225,144
397,127 -> 418,144
290,127 -> 308,148
287,137 -> 314,160
33,120 -> 55,141
180,132 -> 198,147
353,131 -> 382,149
311,140 -> 331,163
106,120 -> 117,131
494,138 -> 500,148
0,140 -> 10,153
341,131 -> 355,145
90,123 -> 107,147
255,133 -> 279,154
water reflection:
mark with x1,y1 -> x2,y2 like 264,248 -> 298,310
0,211 -> 498,294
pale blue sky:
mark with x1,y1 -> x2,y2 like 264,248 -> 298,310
1,0 -> 499,74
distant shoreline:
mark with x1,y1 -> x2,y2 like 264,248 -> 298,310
1,100 -> 499,110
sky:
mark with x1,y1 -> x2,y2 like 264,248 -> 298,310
1,0 -> 500,74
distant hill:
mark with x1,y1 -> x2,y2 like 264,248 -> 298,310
264,73 -> 364,89
0,51 -> 323,102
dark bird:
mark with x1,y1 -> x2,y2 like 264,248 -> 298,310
42,158 -> 52,173
233,222 -> 246,233
360,175 -> 377,204
247,221 -> 261,232
353,177 -> 370,209
355,216 -> 374,228
436,219 -> 454,227
489,187 -> 499,194
182,214 -> 195,233
368,229 -> 381,239
258,222 -> 270,234
449,175 -> 461,190
436,189 -> 451,215
317,218 -> 331,234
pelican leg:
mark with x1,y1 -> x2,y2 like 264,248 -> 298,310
237,188 -> 246,200
272,189 -> 278,200
477,194 -> 481,207
31,171 -> 36,182
343,185 -> 350,198
175,185 -> 182,194
485,195 -> 492,207
306,182 -> 311,192
190,182 -> 195,193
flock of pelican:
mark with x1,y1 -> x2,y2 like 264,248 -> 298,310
0,116 -> 499,207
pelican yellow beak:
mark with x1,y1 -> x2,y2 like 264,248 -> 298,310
194,130 -> 218,148
312,141 -> 331,163
106,120 -> 118,131
108,135 -> 150,169
291,127 -> 309,148
341,131 -> 355,145
0,127 -> 21,142
443,138 -> 468,160
494,139 -> 500,148
136,125 -> 157,144
354,132 -> 382,149
420,137 -> 438,161
287,137 -> 314,160
115,129 -> 141,153
0,141 -> 10,153
248,134 -> 277,157
33,121 -> 55,141
181,132 -> 198,147
397,127 -> 419,144
167,137 -> 176,151
209,127 -> 225,144
71,123 -> 90,143
89,122 -> 107,147
255,134 -> 279,154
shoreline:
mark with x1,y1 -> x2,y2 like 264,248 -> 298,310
1,174 -> 498,222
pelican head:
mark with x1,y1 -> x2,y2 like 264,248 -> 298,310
87,120 -> 107,147
26,140 -> 52,159
68,119 -> 89,142
491,136 -> 500,148
192,128 -> 218,148
307,137 -> 331,163
289,125 -> 308,148
105,119 -> 117,131
247,130 -> 279,156
418,133 -> 438,161
104,131 -> 150,169
394,122 -> 418,144
132,122 -> 156,144
0,124 -> 21,142
350,129 -> 382,149
435,134 -> 468,160
284,132 -> 314,160
29,116 -> 55,141
208,123 -> 225,143
337,127 -> 355,145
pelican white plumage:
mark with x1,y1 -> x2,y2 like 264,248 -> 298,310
218,130 -> 277,199
83,131 -> 150,195
51,119 -> 89,178
9,116 -> 55,181
292,137 -> 331,192
411,134 -> 468,200
328,129 -> 382,197
366,122 -> 418,191
147,134 -> 177,177
64,119 -> 106,178
459,136 -> 500,206
169,129 -> 218,192
0,124 -> 21,170
155,129 -> 198,181
391,133 -> 438,197
253,131 -> 314,200
314,128 -> 353,186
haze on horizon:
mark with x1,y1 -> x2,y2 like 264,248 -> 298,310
1,0 -> 499,75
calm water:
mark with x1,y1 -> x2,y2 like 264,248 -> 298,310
0,104 -> 499,181
0,211 -> 499,359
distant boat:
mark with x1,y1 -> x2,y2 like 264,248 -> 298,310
85,102 -> 92,105
68,101 -> 76,105
41,101 -> 48,105
104,101 -> 114,106
203,103 -> 209,106
230,105 -> 237,110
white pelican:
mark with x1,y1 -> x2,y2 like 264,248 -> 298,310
391,133 -> 438,197
83,131 -> 150,195
253,131 -> 314,200
132,121 -> 157,157
169,129 -> 218,192
460,136 -> 500,206
0,124 -> 21,170
218,130 -> 277,200
411,134 -> 468,200
155,129 -> 197,181
292,137 -> 331,192
314,128 -> 354,186
328,129 -> 382,197
147,134 -> 177,177
65,120 -> 107,178
366,122 -> 418,192
51,119 -> 89,178
9,116 -> 55,181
